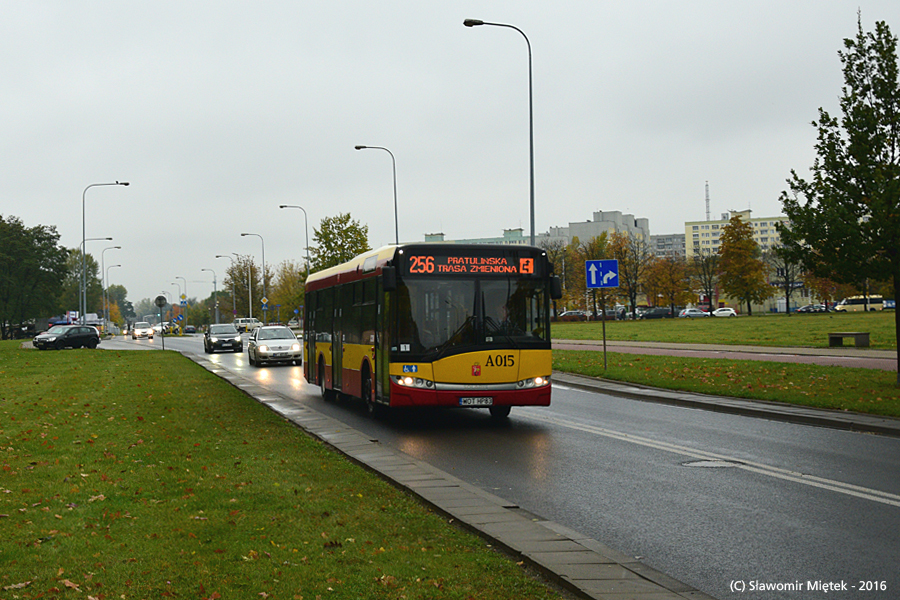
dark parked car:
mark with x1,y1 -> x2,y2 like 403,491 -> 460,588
639,307 -> 674,319
33,325 -> 100,350
204,323 -> 243,353
247,325 -> 302,367
797,304 -> 828,313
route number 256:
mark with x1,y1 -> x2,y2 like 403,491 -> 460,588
410,255 -> 435,273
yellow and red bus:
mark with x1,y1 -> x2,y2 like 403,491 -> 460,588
304,244 -> 562,418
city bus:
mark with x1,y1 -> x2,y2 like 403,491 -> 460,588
834,295 -> 885,312
304,244 -> 562,418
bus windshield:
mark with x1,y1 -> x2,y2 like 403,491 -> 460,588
394,277 -> 550,360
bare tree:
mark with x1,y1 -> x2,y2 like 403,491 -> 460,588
765,246 -> 804,314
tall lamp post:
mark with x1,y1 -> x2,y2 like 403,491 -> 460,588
79,236 -> 113,324
82,181 -> 129,323
202,268 -> 219,324
278,205 -> 311,280
463,18 -> 535,246
241,233 -> 267,323
354,145 -> 399,245
105,264 -> 121,332
215,255 -> 237,318
101,245 -> 121,332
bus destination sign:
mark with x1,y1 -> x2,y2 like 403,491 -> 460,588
406,253 -> 535,276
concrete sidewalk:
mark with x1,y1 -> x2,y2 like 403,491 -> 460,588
554,338 -> 897,359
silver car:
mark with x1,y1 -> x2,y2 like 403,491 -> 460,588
247,325 -> 302,367
132,321 -> 155,339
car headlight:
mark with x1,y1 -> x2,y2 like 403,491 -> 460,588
46,336 -> 57,342
233,336 -> 241,342
291,343 -> 301,352
258,345 -> 269,353
210,336 -> 218,342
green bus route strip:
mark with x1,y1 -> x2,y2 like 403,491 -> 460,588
183,350 -> 716,600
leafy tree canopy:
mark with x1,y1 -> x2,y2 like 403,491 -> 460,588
778,15 -> 900,382
310,213 -> 371,272
0,215 -> 68,338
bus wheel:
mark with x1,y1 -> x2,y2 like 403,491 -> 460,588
489,405 -> 511,420
318,359 -> 332,400
361,367 -> 379,418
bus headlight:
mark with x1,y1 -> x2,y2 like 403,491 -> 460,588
517,376 -> 550,389
392,375 -> 435,388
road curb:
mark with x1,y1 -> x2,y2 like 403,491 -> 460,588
181,351 -> 716,600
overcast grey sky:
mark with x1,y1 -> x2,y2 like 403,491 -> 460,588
3,1 -> 898,306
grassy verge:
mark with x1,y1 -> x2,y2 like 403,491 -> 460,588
552,311 -> 898,349
0,342 -> 564,600
554,350 -> 900,418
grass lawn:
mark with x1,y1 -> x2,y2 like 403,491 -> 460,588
552,311 -> 898,349
554,350 -> 900,418
0,342 -> 565,600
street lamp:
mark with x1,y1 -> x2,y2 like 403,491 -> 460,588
241,233 -> 267,323
464,18 -> 535,246
354,145 -> 399,245
105,264 -> 121,332
215,255 -> 237,318
279,205 -> 311,279
101,245 -> 121,332
79,236 -> 113,324
82,181 -> 128,323
202,268 -> 219,324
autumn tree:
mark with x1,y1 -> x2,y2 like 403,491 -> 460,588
719,215 -> 773,315
310,213 -> 371,272
222,254 -> 270,319
270,259 -> 307,321
644,254 -> 693,314
565,234 -> 612,317
539,239 -> 567,317
608,231 -> 652,319
778,17 -> 900,382
107,284 -> 134,320
690,249 -> 720,309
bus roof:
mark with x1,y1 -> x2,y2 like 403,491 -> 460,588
305,245 -> 398,292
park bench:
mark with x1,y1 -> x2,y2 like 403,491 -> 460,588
828,332 -> 870,348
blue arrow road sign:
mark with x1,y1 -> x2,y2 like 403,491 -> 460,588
586,259 -> 619,288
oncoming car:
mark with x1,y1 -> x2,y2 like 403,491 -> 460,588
33,325 -> 100,350
247,325 -> 302,367
204,323 -> 243,354
132,322 -> 154,339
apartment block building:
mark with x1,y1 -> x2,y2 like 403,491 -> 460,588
685,210 -> 787,258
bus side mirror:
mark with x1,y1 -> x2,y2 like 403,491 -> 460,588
382,266 -> 397,292
550,276 -> 563,300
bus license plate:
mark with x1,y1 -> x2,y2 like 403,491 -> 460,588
459,397 -> 493,407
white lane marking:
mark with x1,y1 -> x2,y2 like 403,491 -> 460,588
520,411 -> 900,508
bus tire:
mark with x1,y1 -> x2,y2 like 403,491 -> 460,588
489,405 -> 511,420
361,364 -> 379,418
319,358 -> 333,400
